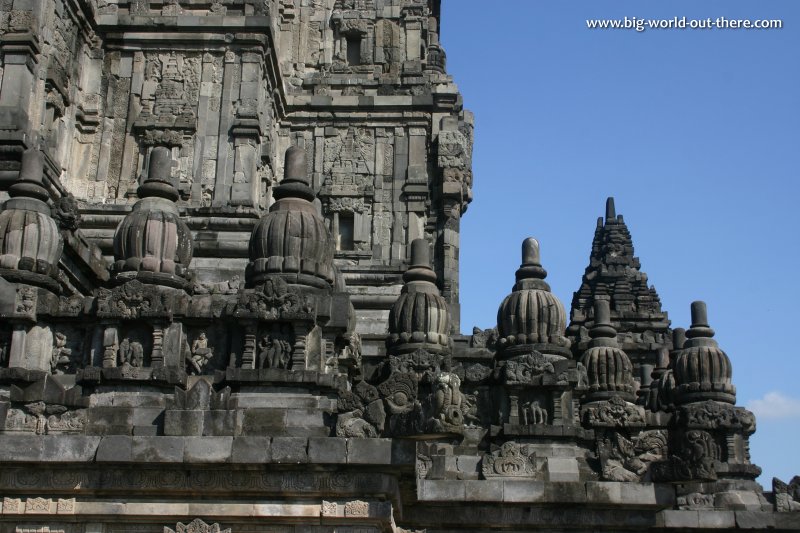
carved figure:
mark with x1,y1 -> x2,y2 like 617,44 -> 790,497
598,430 -> 666,482
521,400 -> 548,425
118,338 -> 130,365
130,341 -> 144,367
53,194 -> 81,230
257,333 -> 291,369
187,332 -> 213,375
51,332 -> 73,374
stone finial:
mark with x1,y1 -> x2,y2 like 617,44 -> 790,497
246,146 -> 335,288
284,145 -> 308,183
580,296 -> 635,400
9,149 -> 49,202
410,238 -> 430,268
273,146 -> 315,202
514,237 -> 547,284
672,327 -> 686,350
497,237 -> 570,356
589,299 -> 616,342
403,238 -> 436,284
673,300 -> 735,404
686,300 -> 715,339
605,196 -> 616,222
388,238 -> 450,352
521,237 -> 540,265
137,146 -> 179,201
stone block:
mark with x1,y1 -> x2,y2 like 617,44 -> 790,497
543,482 -> 587,503
456,455 -> 481,477
586,481 -> 621,504
419,480 -> 465,501
308,437 -> 347,464
281,425 -> 331,438
464,480 -> 503,501
110,393 -> 165,408
619,483 -> 663,506
164,410 -> 204,436
204,410 -> 237,436
240,408 -> 286,434
776,512 -> 800,530
0,435 -> 44,461
661,510 -> 699,528
42,436 -> 101,461
285,408 -> 325,428
96,436 -> 133,462
184,436 -> 233,462
428,454 -> 458,480
132,436 -> 185,463
131,407 -> 163,427
133,425 -> 158,436
503,480 -> 545,503
735,511 -> 776,529
230,436 -> 270,463
545,457 -> 580,482
271,436 -> 307,463
347,437 -> 392,464
698,511 -> 736,528
391,439 -> 415,465
87,407 -> 133,435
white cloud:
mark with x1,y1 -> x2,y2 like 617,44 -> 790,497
747,392 -> 800,420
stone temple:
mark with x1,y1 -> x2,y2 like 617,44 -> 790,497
0,0 -> 797,531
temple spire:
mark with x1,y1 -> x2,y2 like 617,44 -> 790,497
568,197 -> 671,369
605,196 -> 616,223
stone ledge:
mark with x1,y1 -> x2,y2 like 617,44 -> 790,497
419,479 -> 681,507
0,435 -> 419,465
586,481 -> 675,508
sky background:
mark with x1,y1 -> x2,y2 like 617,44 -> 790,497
440,1 -> 800,485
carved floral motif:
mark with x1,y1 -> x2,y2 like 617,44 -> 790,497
679,400 -> 756,433
481,442 -> 537,478
583,396 -> 645,427
343,500 -> 369,517
164,519 -> 230,533
96,280 -> 175,319
320,500 -> 337,516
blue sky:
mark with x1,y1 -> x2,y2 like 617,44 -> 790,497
441,1 -> 800,484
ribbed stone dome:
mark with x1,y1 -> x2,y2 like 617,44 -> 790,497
387,239 -> 450,353
673,301 -> 736,404
113,205 -> 193,275
580,299 -> 635,402
496,238 -> 570,355
112,147 -> 193,287
0,149 -> 63,292
247,146 -> 334,288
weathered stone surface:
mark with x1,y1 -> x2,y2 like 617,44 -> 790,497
96,435 -> 133,462
347,437 -> 392,464
131,436 -> 185,463
271,436 -> 308,464
308,437 -> 347,464
183,436 -> 233,462
230,436 -> 271,464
